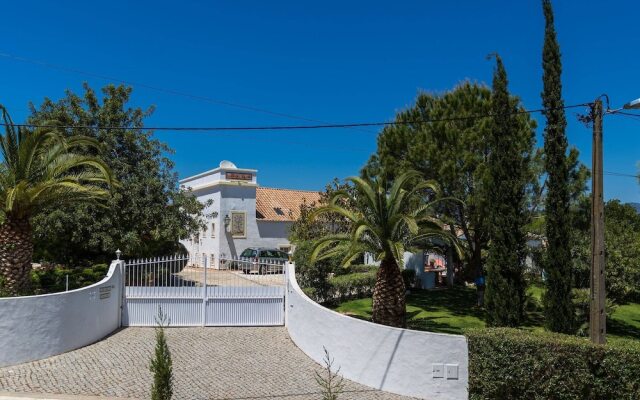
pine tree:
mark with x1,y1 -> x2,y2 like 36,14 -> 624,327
484,55 -> 532,326
541,0 -> 574,333
150,307 -> 173,400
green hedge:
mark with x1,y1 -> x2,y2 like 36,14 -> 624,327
302,270 -> 377,305
328,270 -> 376,303
467,328 -> 640,400
333,264 -> 378,276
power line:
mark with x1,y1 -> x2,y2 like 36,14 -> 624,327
1,103 -> 637,178
602,171 -> 638,179
0,51 -> 376,134
0,103 -> 590,132
613,111 -> 640,120
0,51 -> 318,122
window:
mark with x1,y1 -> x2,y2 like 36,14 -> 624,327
210,253 -> 215,267
230,211 -> 247,238
211,222 -> 215,238
259,250 -> 281,258
240,249 -> 257,258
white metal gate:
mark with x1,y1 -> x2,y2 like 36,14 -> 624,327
121,254 -> 287,326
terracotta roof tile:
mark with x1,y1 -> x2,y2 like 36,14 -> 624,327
256,187 -> 321,222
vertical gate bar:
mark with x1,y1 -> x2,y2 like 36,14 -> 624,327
202,255 -> 208,326
144,258 -> 147,294
283,261 -> 287,325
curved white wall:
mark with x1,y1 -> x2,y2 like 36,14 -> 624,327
0,260 -> 123,367
285,264 -> 468,400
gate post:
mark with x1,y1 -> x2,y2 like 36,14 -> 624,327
118,259 -> 125,328
202,256 -> 208,326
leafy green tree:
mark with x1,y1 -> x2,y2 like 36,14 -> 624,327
0,105 -> 114,295
484,55 -> 534,326
28,84 -> 207,264
541,0 -> 574,333
364,82 -> 537,281
572,200 -> 640,303
311,172 -> 457,327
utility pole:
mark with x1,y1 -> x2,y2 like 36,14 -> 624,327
589,99 -> 606,345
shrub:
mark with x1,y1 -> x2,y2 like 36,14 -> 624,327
315,347 -> 345,400
301,270 -> 377,305
401,269 -> 416,289
293,241 -> 335,300
333,264 -> 377,276
572,288 -> 617,336
302,287 -> 317,299
467,328 -> 640,400
325,271 -> 377,305
31,263 -> 110,294
150,307 -> 173,400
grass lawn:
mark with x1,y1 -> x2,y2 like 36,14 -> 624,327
333,285 -> 640,341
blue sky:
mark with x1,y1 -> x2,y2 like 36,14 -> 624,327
1,1 -> 639,202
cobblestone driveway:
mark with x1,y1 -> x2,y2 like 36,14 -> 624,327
0,328 -> 415,400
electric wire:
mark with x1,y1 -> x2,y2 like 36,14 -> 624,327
0,52 -> 637,179
614,111 -> 640,120
0,104 -> 590,132
0,51 -> 378,134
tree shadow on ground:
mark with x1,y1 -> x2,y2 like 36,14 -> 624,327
406,315 -> 468,335
608,318 -> 640,340
406,287 -> 486,320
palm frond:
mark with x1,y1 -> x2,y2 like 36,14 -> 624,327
345,176 -> 379,214
310,234 -> 351,262
311,204 -> 359,224
0,107 -> 114,219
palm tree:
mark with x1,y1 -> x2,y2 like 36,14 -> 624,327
0,105 -> 115,295
311,171 -> 458,328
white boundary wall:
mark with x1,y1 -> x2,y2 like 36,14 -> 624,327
285,263 -> 468,400
0,260 -> 123,367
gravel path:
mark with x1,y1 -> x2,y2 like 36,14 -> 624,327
0,327 -> 416,400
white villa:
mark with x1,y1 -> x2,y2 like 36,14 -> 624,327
179,161 -> 321,267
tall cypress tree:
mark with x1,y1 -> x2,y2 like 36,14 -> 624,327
484,55 -> 531,326
541,0 -> 574,333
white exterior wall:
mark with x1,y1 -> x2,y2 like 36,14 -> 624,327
285,263 -> 468,400
218,184 -> 258,259
183,186 -> 222,265
256,221 -> 293,249
0,261 -> 123,367
180,163 -> 294,264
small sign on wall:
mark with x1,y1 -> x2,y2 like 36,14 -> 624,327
226,172 -> 252,181
99,286 -> 111,300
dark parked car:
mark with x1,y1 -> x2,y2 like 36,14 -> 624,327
238,248 -> 289,274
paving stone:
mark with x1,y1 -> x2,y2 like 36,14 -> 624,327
0,327 -> 416,400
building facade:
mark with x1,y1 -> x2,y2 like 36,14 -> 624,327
179,161 -> 320,267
